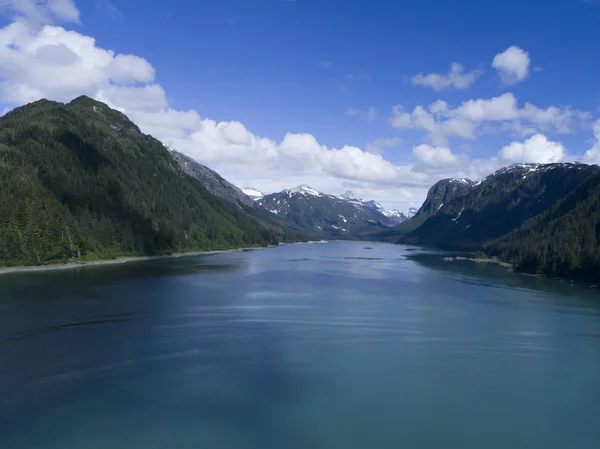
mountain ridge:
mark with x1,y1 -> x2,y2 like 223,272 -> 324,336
0,96 -> 304,267
252,184 -> 416,237
379,161 -> 600,282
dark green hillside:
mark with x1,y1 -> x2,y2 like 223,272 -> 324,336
487,171 -> 600,283
401,163 -> 599,250
0,96 -> 301,266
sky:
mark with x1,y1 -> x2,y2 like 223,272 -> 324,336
0,0 -> 599,210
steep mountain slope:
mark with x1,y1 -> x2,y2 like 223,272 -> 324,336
389,178 -> 475,237
171,150 -> 255,209
401,163 -> 600,249
0,96 -> 302,266
255,185 -> 409,237
486,171 -> 600,282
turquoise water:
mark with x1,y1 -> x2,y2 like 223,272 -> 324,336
1,242 -> 599,448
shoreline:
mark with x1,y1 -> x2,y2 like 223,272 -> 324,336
442,256 -> 513,269
0,247 -> 265,276
0,240 -> 330,276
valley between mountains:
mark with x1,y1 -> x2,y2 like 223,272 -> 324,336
1,96 -> 600,283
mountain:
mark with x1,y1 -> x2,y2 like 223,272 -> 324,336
385,178 -> 475,238
382,207 -> 418,222
399,163 -> 599,250
381,161 -> 600,282
335,191 -> 416,225
0,96 -> 303,266
254,185 -> 412,237
171,150 -> 256,209
486,171 -> 600,283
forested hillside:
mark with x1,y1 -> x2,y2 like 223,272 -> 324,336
487,172 -> 600,283
0,96 -> 303,266
399,163 -> 599,249
382,162 -> 600,283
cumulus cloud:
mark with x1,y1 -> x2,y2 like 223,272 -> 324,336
499,134 -> 565,163
0,22 -> 157,104
492,46 -> 530,85
0,4 -> 434,195
391,93 -> 584,145
0,1 -> 593,211
412,144 -> 462,168
411,63 -> 479,91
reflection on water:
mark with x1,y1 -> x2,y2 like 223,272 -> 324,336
1,242 -> 600,449
408,251 -> 600,303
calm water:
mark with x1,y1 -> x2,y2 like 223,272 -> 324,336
1,242 -> 600,449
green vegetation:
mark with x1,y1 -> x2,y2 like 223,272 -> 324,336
383,163 -> 600,283
487,172 -> 600,283
0,97 -> 303,267
401,164 -> 599,250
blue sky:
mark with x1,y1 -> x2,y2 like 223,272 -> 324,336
1,0 -> 599,208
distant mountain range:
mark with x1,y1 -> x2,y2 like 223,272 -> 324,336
242,185 -> 416,237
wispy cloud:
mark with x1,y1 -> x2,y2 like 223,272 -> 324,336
96,0 -> 123,19
321,61 -> 334,69
346,107 -> 377,122
366,137 -> 402,154
411,63 -> 479,91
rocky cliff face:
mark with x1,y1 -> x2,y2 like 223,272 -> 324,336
391,178 -> 475,236
418,178 -> 475,215
171,151 -> 255,209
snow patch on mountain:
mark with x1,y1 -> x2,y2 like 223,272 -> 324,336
286,185 -> 322,196
242,188 -> 264,200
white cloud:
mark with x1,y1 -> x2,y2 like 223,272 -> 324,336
583,120 -> 600,164
105,53 -> 155,84
391,93 -> 584,145
0,1 -> 594,211
0,0 -> 80,24
492,46 -> 530,85
345,107 -> 377,121
411,63 -> 479,91
499,134 -> 565,163
412,144 -> 462,168
365,137 -> 402,154
0,22 -> 158,104
0,10 -> 427,189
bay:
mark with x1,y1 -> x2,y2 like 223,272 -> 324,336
1,242 -> 599,449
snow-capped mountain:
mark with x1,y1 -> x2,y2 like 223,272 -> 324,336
253,185 -> 416,236
382,207 -> 418,221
